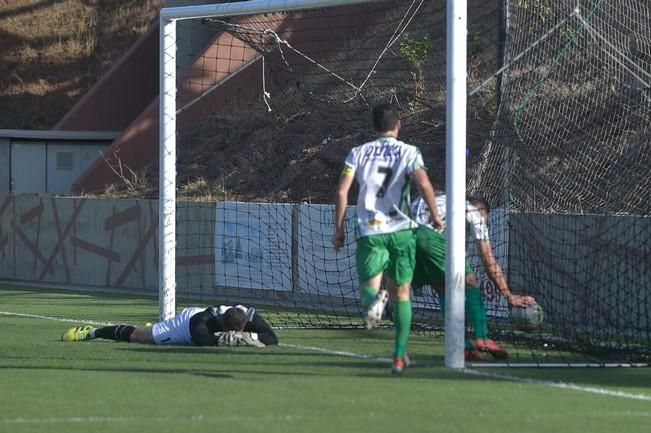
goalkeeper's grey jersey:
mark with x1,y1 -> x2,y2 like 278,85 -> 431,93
151,305 -> 255,345
411,195 -> 489,241
343,136 -> 425,237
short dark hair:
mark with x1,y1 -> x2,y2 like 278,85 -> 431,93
468,196 -> 490,214
223,307 -> 247,331
372,104 -> 400,132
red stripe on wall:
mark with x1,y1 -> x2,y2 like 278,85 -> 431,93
71,236 -> 121,262
20,201 -> 44,224
178,255 -> 213,266
105,204 -> 141,230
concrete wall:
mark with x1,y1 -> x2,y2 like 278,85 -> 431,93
509,213 -> 651,335
0,138 -> 8,192
166,0 -> 222,71
1,194 -> 647,338
0,194 -> 214,294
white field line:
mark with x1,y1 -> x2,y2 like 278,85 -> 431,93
0,310 -> 112,326
280,342 -> 393,363
2,414 -> 306,425
3,311 -> 650,402
2,410 -> 649,426
462,369 -> 651,402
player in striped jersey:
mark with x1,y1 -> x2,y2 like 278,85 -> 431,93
411,194 -> 536,360
332,104 -> 443,374
61,304 -> 278,347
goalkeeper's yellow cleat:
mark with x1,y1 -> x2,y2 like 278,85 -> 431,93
61,325 -> 94,342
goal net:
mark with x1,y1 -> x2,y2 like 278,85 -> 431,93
467,0 -> 650,365
160,0 -> 650,365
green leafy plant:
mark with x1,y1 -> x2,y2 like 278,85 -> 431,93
398,33 -> 432,100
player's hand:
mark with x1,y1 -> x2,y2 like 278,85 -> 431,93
215,330 -> 235,346
215,331 -> 265,347
507,294 -> 536,307
431,215 -> 444,231
234,332 -> 265,347
331,230 -> 345,251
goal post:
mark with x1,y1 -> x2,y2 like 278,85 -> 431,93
159,0 -> 470,367
159,0 -> 391,322
158,0 -> 651,367
445,0 -> 468,370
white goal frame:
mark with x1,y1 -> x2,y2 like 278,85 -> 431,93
159,0 -> 469,369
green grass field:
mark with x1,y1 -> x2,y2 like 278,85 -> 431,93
1,284 -> 650,433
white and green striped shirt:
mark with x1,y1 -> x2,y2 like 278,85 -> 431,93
344,136 -> 425,237
411,194 -> 490,241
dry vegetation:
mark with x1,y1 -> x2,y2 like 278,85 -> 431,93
1,0 -> 645,214
0,0 -> 500,204
0,0 -> 159,129
164,0 -> 501,204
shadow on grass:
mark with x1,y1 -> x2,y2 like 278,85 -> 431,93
115,343 -> 651,387
0,363 -> 233,379
113,345 -> 476,381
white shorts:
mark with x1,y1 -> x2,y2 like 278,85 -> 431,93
151,307 -> 204,345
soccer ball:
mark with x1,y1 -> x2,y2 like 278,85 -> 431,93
510,302 -> 544,331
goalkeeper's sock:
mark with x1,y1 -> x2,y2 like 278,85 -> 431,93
360,286 -> 379,310
94,325 -> 136,342
393,299 -> 412,359
466,286 -> 488,340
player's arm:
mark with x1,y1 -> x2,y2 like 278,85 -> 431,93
244,313 -> 278,346
410,168 -> 443,230
188,308 -> 264,347
332,167 -> 354,251
189,310 -> 221,346
476,240 -> 535,307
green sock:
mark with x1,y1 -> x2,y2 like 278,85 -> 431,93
360,286 -> 378,309
393,300 -> 412,358
466,286 -> 488,339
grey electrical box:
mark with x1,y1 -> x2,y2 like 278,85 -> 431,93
0,130 -> 119,194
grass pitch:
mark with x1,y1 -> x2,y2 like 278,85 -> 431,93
1,284 -> 650,433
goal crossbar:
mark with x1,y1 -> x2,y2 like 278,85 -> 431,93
161,0 -> 384,22
158,0 -> 469,370
159,0 -> 386,321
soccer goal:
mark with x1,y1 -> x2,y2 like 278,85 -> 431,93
159,0 -> 650,367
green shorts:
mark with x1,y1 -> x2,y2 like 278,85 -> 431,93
412,225 -> 473,288
355,229 -> 416,285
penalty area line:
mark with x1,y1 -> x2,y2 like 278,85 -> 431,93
281,342 -> 651,402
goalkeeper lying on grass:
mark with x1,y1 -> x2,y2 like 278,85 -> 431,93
61,304 -> 278,347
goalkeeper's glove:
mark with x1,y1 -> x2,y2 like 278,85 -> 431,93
214,331 -> 266,347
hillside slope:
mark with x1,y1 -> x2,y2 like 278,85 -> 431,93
1,0 -> 499,205
0,0 -> 159,129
